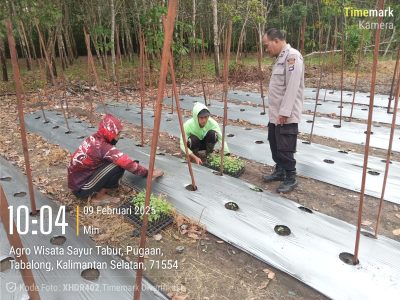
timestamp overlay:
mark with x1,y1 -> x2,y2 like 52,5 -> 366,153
3,203 -> 178,296
0,156 -> 174,300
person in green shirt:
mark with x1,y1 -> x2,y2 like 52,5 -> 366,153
180,102 -> 230,164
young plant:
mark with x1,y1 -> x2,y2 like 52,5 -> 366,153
207,153 -> 245,177
131,191 -> 173,223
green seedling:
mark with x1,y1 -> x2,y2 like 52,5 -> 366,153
131,191 -> 173,223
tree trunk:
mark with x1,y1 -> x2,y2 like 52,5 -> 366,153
110,0 -> 116,81
116,25 -> 122,67
20,21 -> 33,69
63,2 -> 75,64
384,27 -> 395,56
0,39 -> 8,81
190,0 -> 196,71
235,18 -> 248,63
299,17 -> 306,55
211,0 -> 220,77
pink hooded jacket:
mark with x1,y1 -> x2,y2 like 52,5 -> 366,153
68,114 -> 147,191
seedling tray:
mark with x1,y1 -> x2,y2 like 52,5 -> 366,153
119,203 -> 173,236
204,162 -> 245,177
204,154 -> 245,178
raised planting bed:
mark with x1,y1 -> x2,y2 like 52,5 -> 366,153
120,191 -> 174,236
204,153 -> 245,177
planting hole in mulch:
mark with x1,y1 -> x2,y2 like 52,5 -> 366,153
274,225 -> 291,236
324,159 -> 334,164
166,118 -> 172,122
185,184 -> 197,191
81,268 -> 100,281
317,103 -> 322,105
298,206 -> 313,213
77,136 -> 85,139
125,108 -> 131,111
240,108 -> 245,112
361,108 -> 368,111
260,112 -> 266,115
14,192 -> 27,197
35,116 -> 41,119
306,120 -> 313,123
50,236 -> 67,246
347,93 -> 352,96
338,105 -> 344,108
333,124 -> 341,128
0,257 -> 14,272
225,202 -> 239,211
75,120 -> 82,123
339,252 -> 359,265
65,131 -> 72,134
312,90 -> 316,92
381,159 -> 392,164
361,231 -> 376,239
245,127 -> 252,130
255,140 -> 264,144
56,112 -> 62,115
368,171 -> 380,176
367,95 -> 371,98
52,125 -> 59,129
212,171 -> 223,176
302,141 -> 311,144
250,186 -> 263,192
180,98 -> 184,101
44,120 -> 50,124
338,150 -> 348,154
0,176 -> 12,181
135,144 -> 143,147
156,151 -> 165,156
246,94 -> 250,96
227,134 -> 234,137
234,92 -> 238,94
329,91 -> 334,94
364,131 -> 374,135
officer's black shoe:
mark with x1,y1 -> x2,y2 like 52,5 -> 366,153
276,170 -> 298,193
262,165 -> 285,183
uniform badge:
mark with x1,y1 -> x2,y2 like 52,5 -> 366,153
287,58 -> 296,65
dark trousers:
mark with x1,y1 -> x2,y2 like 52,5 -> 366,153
187,130 -> 218,154
268,123 -> 298,171
73,163 -> 125,198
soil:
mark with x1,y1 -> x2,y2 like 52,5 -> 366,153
1,57 -> 399,300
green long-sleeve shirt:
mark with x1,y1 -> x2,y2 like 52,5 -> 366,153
179,102 -> 230,155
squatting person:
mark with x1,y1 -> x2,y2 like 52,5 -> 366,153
262,28 -> 304,193
68,114 -> 163,205
180,102 -> 230,165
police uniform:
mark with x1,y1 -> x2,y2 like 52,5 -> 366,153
267,44 -> 304,172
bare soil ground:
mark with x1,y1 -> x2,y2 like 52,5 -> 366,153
1,58 -> 399,300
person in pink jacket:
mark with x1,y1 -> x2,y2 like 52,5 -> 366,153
68,114 -> 163,205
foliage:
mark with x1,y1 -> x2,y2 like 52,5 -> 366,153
140,6 -> 167,58
207,153 -> 245,176
131,191 -> 173,223
344,25 -> 371,64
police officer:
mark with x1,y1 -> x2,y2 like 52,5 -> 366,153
262,28 -> 304,193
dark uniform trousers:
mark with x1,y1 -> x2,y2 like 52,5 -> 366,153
268,123 -> 298,171
187,130 -> 218,154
